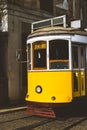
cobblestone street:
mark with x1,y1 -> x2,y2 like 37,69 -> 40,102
0,106 -> 87,130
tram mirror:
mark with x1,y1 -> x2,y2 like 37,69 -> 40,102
16,49 -> 27,63
16,50 -> 22,61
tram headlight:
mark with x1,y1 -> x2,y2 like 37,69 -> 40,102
35,86 -> 42,94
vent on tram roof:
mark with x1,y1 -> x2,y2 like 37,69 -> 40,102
31,15 -> 66,32
71,20 -> 81,28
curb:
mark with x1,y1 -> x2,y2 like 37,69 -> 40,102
0,106 -> 27,114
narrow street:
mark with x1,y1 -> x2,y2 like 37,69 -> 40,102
0,105 -> 87,130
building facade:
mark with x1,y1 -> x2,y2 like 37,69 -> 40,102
0,0 -> 52,105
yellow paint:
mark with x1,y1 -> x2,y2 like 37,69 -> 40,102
80,71 -> 85,96
26,71 -> 73,103
73,70 -> 86,97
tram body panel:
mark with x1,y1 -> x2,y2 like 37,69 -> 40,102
26,71 -> 73,103
80,71 -> 86,96
73,70 -> 86,97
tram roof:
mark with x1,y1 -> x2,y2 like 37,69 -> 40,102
28,26 -> 87,39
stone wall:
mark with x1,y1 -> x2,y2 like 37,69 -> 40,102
8,0 -> 40,10
7,3 -> 52,102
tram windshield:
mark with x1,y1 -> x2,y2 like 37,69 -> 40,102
49,40 -> 69,69
28,39 -> 69,70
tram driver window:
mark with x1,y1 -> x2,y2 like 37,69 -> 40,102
49,40 -> 69,69
33,41 -> 46,69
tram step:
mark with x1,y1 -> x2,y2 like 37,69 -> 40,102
26,106 -> 56,118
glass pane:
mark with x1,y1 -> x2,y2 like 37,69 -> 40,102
33,20 -> 51,30
33,41 -> 46,69
27,44 -> 31,70
73,72 -> 79,92
80,46 -> 85,68
49,40 -> 69,69
72,46 -> 78,68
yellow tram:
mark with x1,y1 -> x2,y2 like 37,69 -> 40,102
25,15 -> 87,118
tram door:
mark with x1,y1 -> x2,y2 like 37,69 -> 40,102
72,44 -> 86,97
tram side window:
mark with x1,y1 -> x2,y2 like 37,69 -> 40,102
27,44 -> 31,70
80,46 -> 85,68
33,41 -> 46,69
72,46 -> 78,68
49,40 -> 69,69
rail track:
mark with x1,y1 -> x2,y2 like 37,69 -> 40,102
0,104 -> 87,130
0,110 -> 55,130
16,118 -> 55,130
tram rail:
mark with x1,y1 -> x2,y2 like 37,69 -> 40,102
0,107 -> 87,130
16,118 -> 55,130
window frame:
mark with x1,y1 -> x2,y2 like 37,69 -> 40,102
48,39 -> 70,70
32,41 -> 47,70
27,36 -> 71,71
72,43 -> 86,70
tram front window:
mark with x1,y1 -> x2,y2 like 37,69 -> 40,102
33,41 -> 46,69
49,40 -> 69,69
